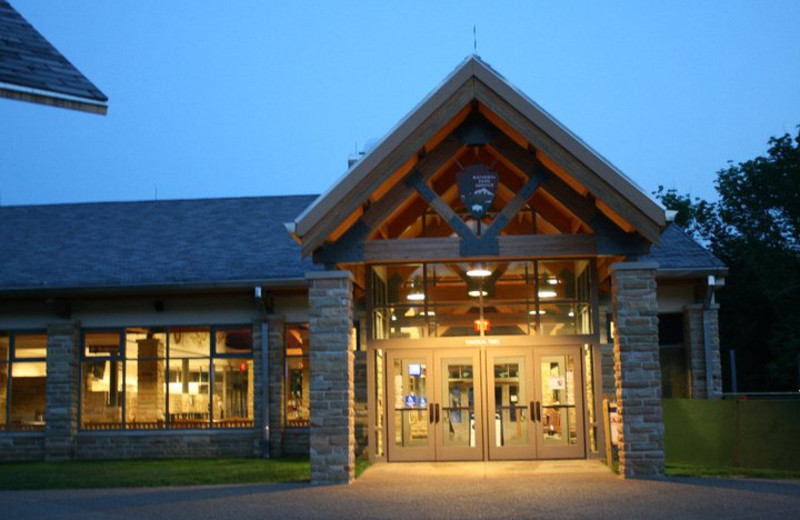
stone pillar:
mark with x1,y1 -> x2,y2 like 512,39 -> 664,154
267,315 -> 285,457
684,304 -> 723,399
45,321 -> 81,461
610,262 -> 664,478
252,320 -> 267,457
307,270 -> 354,485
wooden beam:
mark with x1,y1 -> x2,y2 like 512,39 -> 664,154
408,170 -> 474,239
364,238 -> 461,263
481,169 -> 544,239
498,234 -> 597,258
364,234 -> 600,263
490,133 -> 597,224
361,135 -> 463,231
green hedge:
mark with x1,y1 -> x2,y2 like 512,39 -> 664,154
663,399 -> 800,471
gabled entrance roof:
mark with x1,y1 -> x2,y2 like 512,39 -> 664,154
292,56 -> 665,257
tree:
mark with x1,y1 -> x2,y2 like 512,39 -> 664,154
655,127 -> 800,391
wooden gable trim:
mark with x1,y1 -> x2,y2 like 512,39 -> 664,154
295,59 -> 480,240
299,80 -> 475,256
472,78 -> 663,245
471,60 -> 664,226
297,56 -> 664,260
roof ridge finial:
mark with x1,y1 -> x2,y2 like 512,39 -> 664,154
473,25 -> 478,56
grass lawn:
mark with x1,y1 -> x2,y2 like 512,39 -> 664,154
0,457 -> 310,490
665,463 -> 800,480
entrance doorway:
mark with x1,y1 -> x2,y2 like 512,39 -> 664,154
386,346 -> 584,461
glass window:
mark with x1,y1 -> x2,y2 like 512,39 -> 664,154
369,260 -> 594,339
81,331 -> 123,430
80,326 -> 253,430
124,330 -> 167,429
212,327 -> 253,428
212,358 -> 253,427
0,332 -> 47,431
285,324 -> 309,427
168,358 -> 211,428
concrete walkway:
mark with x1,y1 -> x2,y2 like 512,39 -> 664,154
1,460 -> 799,519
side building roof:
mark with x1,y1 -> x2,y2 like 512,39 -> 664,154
645,223 -> 727,277
0,0 -> 108,114
0,197 -> 723,296
0,195 -> 318,294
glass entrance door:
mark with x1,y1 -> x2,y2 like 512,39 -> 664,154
385,346 -> 584,461
435,351 -> 483,460
386,350 -> 483,461
486,346 -> 585,460
535,348 -> 585,459
486,349 -> 537,460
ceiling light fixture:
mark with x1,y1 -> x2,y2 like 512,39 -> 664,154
468,289 -> 488,297
466,264 -> 492,278
407,291 -> 425,301
538,289 -> 557,299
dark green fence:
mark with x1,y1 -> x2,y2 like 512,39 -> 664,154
663,399 -> 800,470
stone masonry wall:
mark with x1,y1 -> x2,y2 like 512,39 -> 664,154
354,350 -> 368,456
684,304 -> 723,399
0,433 -> 45,461
267,315 -> 285,457
44,321 -> 80,461
610,263 -> 665,478
308,271 -> 354,485
75,431 -> 257,459
251,319 -> 267,457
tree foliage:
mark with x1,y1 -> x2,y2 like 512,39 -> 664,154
655,128 -> 800,391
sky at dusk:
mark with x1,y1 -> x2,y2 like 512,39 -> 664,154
2,1 -> 800,207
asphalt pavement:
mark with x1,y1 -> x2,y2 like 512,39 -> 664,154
1,460 -> 798,519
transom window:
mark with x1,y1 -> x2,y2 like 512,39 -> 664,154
370,260 -> 593,339
80,326 -> 253,430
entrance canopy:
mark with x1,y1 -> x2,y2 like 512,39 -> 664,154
290,56 -> 665,277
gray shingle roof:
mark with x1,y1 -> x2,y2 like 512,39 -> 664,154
0,197 -> 724,294
0,196 -> 318,293
0,1 -> 107,102
645,223 -> 726,274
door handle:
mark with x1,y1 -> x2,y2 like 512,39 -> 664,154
435,403 -> 440,424
535,401 -> 541,422
429,402 -> 435,423
530,401 -> 536,422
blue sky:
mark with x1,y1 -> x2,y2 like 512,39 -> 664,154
2,1 -> 799,207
